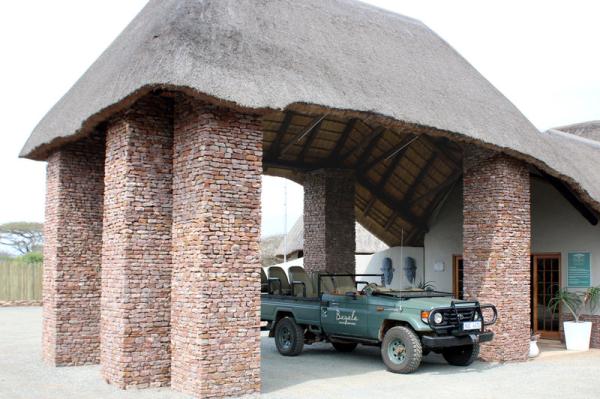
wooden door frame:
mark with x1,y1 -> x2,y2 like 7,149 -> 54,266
452,255 -> 463,299
531,253 -> 561,340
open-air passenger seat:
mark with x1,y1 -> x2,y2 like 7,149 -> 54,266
261,268 -> 269,293
267,266 -> 291,295
333,275 -> 356,294
288,266 -> 315,297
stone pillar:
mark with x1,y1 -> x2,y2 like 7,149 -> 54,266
42,133 -> 104,366
170,97 -> 262,398
100,96 -> 173,388
463,148 -> 531,362
303,169 -> 356,274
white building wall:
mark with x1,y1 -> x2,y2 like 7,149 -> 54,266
356,247 -> 424,290
422,178 -> 600,298
423,185 -> 463,293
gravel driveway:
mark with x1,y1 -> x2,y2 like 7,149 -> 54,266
2,307 -> 599,399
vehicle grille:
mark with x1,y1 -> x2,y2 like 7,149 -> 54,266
440,308 -> 476,326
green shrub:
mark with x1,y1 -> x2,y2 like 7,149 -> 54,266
15,251 -> 43,264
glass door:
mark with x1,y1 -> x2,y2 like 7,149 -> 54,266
531,254 -> 561,339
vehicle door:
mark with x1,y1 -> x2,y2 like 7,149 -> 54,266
320,292 -> 369,337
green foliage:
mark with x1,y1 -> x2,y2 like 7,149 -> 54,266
549,286 -> 600,323
15,251 -> 43,264
415,280 -> 436,292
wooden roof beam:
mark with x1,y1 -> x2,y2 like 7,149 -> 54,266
363,149 -> 402,218
401,149 -> 439,207
356,175 -> 420,226
338,126 -> 385,163
279,114 -> 326,157
361,134 -> 418,173
409,169 -> 462,206
354,127 -> 385,167
297,120 -> 323,162
328,118 -> 358,162
267,112 -> 294,159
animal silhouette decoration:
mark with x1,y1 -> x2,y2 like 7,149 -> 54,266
380,257 -> 395,287
403,257 -> 417,285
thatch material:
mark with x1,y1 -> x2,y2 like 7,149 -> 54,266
552,121 -> 600,142
23,0 -> 541,161
19,0 -> 600,233
275,217 -> 388,258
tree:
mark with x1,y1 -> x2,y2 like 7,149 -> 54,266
0,222 -> 43,255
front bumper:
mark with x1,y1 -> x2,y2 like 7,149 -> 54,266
421,332 -> 494,349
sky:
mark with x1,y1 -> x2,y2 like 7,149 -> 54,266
0,0 -> 598,241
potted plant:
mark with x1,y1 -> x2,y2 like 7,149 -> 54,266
549,286 -> 600,351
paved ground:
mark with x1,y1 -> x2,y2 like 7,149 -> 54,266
2,307 -> 600,399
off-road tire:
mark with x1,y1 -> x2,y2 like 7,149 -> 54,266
381,326 -> 422,373
274,317 -> 304,356
332,342 -> 358,352
442,343 -> 480,366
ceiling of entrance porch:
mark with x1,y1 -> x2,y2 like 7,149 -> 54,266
261,111 -> 463,247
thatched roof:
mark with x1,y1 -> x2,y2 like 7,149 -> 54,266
275,217 -> 388,258
552,121 -> 600,143
22,0 -> 543,160
19,0 -> 600,244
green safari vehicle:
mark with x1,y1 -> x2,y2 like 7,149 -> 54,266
261,272 -> 497,373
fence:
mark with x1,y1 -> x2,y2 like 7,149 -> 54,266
0,261 -> 42,302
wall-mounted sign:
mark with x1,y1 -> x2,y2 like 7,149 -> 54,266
568,252 -> 591,288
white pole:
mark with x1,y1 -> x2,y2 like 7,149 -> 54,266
283,181 -> 288,264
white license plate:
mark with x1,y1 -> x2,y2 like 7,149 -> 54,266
462,321 -> 482,331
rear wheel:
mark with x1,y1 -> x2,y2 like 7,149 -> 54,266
442,343 -> 480,366
274,317 -> 304,356
332,342 -> 358,352
381,326 -> 422,373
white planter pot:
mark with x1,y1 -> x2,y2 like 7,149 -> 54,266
563,321 -> 592,351
528,340 -> 540,358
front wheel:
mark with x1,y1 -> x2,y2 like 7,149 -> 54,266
381,326 -> 422,373
442,343 -> 480,366
274,317 -> 304,356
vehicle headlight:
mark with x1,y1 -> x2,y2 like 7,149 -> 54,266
433,312 -> 444,325
474,312 -> 480,320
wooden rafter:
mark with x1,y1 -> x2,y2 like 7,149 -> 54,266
363,149 -> 402,217
297,120 -> 322,162
409,169 -> 462,206
279,114 -> 326,157
384,211 -> 397,231
328,118 -> 357,161
354,127 -> 385,167
267,112 -> 294,159
361,134 -> 418,173
356,175 -> 419,226
338,126 -> 385,163
401,150 -> 439,207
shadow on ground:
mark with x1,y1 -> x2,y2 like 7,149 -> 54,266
261,332 -> 500,395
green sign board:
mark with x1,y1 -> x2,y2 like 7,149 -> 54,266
568,252 -> 591,287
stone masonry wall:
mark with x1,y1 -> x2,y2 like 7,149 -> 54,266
101,96 -> 173,388
303,169 -> 356,275
170,97 -> 262,398
42,133 -> 105,366
463,148 -> 531,362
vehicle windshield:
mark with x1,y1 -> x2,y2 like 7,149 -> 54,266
372,288 -> 453,298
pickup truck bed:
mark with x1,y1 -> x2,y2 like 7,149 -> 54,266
261,294 -> 321,328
